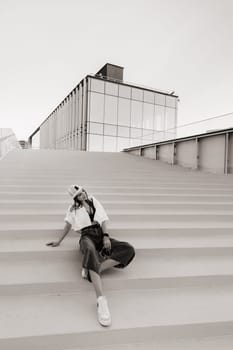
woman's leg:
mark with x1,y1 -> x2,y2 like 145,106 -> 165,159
79,236 -> 102,282
99,258 -> 120,273
89,269 -> 104,298
108,239 -> 135,269
79,234 -> 111,326
89,269 -> 111,326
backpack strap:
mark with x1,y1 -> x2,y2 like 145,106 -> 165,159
86,197 -> 96,222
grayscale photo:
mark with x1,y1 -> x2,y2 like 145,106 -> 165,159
0,0 -> 233,349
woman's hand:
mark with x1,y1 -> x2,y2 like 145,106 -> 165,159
46,223 -> 71,248
46,241 -> 60,247
103,236 -> 111,252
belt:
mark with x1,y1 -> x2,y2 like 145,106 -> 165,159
81,222 -> 100,233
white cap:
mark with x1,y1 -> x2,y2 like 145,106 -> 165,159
67,185 -> 84,199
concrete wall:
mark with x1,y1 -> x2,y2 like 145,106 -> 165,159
142,146 -> 156,159
229,133 -> 233,173
199,134 -> 225,174
130,149 -> 141,156
158,143 -> 174,164
124,128 -> 233,175
0,129 -> 21,159
176,139 -> 197,169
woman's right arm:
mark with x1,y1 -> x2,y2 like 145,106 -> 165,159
46,222 -> 71,247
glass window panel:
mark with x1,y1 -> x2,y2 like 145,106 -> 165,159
166,96 -> 176,108
144,90 -> 154,103
141,139 -> 152,146
89,122 -> 104,134
105,82 -> 118,96
119,85 -> 131,98
154,105 -> 165,131
157,130 -> 166,141
88,134 -> 103,151
165,107 -> 176,137
155,93 -> 165,106
104,124 -> 117,136
117,137 -> 130,151
91,78 -> 104,93
131,100 -> 143,128
130,138 -> 142,147
142,129 -> 153,140
118,126 -> 130,137
89,92 -> 104,123
152,130 -> 161,143
118,98 -> 131,126
103,136 -> 117,152
132,88 -> 143,101
131,128 -> 142,138
104,95 -> 118,124
143,103 -> 154,129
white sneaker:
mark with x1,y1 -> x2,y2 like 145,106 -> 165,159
97,296 -> 111,327
81,268 -> 88,279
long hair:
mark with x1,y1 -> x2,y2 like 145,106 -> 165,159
70,188 -> 89,213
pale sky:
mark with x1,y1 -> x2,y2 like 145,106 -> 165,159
1,0 -> 233,140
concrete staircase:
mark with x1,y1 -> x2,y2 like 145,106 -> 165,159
1,149 -> 233,349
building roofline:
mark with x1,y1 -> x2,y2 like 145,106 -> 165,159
87,74 -> 178,98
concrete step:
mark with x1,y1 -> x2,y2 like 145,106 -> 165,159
1,178 -> 233,187
1,184 -> 233,193
1,220 -> 233,230
0,285 -> 233,349
0,169 -> 231,183
1,200 -> 233,211
2,324 -> 233,350
1,226 -> 233,244
63,334 -> 233,350
1,174 -> 232,184
65,335 -> 233,350
1,191 -> 233,202
1,229 -> 233,251
1,206 -> 233,215
0,246 -> 233,295
1,184 -> 233,194
2,168 -> 212,176
1,212 -> 233,224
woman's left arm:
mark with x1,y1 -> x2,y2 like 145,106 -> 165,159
102,220 -> 111,251
92,196 -> 111,249
102,220 -> 109,236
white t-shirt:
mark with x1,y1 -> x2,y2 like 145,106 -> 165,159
64,196 -> 109,231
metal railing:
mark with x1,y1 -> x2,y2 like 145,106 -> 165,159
126,111 -> 233,148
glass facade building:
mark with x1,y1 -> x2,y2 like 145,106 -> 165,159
36,64 -> 178,151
